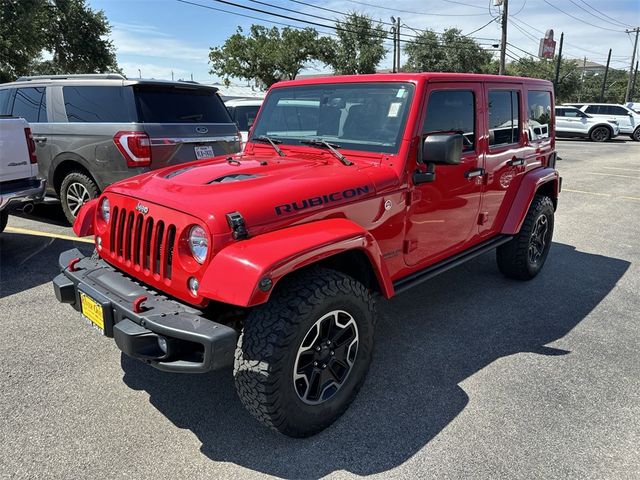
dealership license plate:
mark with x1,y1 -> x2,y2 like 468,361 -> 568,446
80,292 -> 105,334
194,145 -> 214,159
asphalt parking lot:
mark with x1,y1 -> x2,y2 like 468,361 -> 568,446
1,139 -> 639,479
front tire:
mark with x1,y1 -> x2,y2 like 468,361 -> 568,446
234,268 -> 376,437
497,195 -> 555,280
60,171 -> 99,225
589,126 -> 611,142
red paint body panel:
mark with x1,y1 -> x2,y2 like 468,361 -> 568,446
82,73 -> 559,308
73,199 -> 97,237
199,219 -> 392,306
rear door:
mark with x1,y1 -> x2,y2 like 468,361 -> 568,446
0,117 -> 32,182
133,85 -> 240,168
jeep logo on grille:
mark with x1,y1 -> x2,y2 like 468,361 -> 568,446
135,203 -> 149,214
195,126 -> 208,134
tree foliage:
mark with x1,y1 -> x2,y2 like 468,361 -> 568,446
0,0 -> 118,82
507,56 -> 581,103
403,28 -> 493,74
320,13 -> 386,75
209,25 -> 322,88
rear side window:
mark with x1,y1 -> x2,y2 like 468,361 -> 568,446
234,105 -> 260,131
527,90 -> 552,141
423,90 -> 475,151
0,89 -> 14,115
13,87 -> 47,122
488,90 -> 520,147
585,105 -> 602,114
608,105 -> 629,115
63,86 -> 133,122
134,87 -> 231,123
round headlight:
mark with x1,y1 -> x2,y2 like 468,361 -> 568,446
100,197 -> 110,222
188,225 -> 208,264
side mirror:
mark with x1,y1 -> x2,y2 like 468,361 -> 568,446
421,133 -> 463,165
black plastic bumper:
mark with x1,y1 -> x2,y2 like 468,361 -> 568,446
52,248 -> 237,373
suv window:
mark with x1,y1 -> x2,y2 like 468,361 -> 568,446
234,105 -> 260,131
0,89 -> 13,115
489,90 -> 520,147
527,90 -> 551,141
63,86 -> 133,122
423,90 -> 475,151
12,87 -> 47,122
608,105 -> 629,116
585,105 -> 601,114
134,86 -> 231,123
564,109 -> 584,118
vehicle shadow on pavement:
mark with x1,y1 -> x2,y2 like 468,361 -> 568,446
0,233 -> 92,298
120,242 -> 629,478
12,203 -> 70,228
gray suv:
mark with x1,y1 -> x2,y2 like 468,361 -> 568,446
0,74 -> 240,223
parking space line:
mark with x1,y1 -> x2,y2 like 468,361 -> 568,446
4,226 -> 94,244
586,172 -> 640,179
562,188 -> 611,197
620,196 -> 640,202
602,167 -> 640,173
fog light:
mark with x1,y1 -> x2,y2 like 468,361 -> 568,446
188,277 -> 199,296
157,336 -> 168,353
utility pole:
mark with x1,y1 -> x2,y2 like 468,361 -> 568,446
499,0 -> 509,75
632,60 -> 639,102
171,70 -> 174,81
578,56 -> 587,102
599,48 -> 612,102
554,32 -> 564,88
391,26 -> 397,73
625,27 -> 639,103
396,17 -> 401,73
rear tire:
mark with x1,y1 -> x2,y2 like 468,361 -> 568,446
589,126 -> 611,142
234,268 -> 376,437
60,171 -> 98,225
632,127 -> 640,142
497,195 -> 555,280
0,211 -> 8,233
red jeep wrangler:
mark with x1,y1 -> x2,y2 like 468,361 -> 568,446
53,73 -> 560,437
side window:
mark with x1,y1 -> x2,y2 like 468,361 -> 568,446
527,90 -> 552,141
423,90 -> 475,152
585,105 -> 600,114
555,109 -> 565,117
12,87 -> 47,122
63,86 -> 133,122
488,90 -> 520,147
610,106 -> 629,116
0,89 -> 15,115
235,105 -> 260,131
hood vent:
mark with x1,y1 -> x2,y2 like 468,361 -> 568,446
164,166 -> 195,179
208,173 -> 259,184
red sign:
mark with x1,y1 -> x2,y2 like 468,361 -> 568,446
538,29 -> 556,59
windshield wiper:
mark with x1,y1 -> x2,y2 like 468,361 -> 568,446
255,135 -> 286,157
299,139 -> 353,166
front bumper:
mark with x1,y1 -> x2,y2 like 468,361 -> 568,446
52,248 -> 237,373
0,178 -> 46,211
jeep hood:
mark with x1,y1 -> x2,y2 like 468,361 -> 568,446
106,153 -> 397,235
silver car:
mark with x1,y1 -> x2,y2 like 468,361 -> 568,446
0,74 -> 240,223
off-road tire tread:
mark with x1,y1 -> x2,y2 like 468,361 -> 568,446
60,171 -> 99,225
497,194 -> 554,280
233,267 -> 375,437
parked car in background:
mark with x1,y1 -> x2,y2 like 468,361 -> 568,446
555,106 -> 619,141
626,102 -> 640,114
564,103 -> 640,141
0,116 -> 45,232
225,98 -> 263,147
0,74 -> 241,224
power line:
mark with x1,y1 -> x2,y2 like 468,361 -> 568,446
540,0 -> 626,33
336,0 -> 488,16
577,0 -> 635,29
568,0 -> 633,29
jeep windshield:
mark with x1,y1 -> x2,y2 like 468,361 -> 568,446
250,82 -> 415,154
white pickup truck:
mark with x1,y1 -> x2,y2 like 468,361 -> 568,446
0,116 -> 46,232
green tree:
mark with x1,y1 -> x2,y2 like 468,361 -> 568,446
320,13 -> 386,75
507,56 -> 581,103
0,0 -> 118,82
209,25 -> 322,88
579,68 -> 633,104
403,28 -> 493,74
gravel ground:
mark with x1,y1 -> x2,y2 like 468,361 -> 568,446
1,138 -> 639,479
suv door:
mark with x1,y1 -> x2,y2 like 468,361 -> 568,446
404,84 -> 483,266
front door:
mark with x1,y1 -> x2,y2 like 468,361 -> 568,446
404,83 -> 484,266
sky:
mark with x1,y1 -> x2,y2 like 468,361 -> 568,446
88,0 -> 640,84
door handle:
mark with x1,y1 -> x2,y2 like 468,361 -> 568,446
507,157 -> 525,166
33,136 -> 47,144
464,168 -> 485,179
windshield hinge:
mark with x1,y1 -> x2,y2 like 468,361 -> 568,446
226,212 -> 248,240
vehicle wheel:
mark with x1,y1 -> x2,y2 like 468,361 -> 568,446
234,268 -> 376,437
632,127 -> 640,142
0,211 -> 8,233
497,195 -> 555,281
60,171 -> 98,225
589,126 -> 610,142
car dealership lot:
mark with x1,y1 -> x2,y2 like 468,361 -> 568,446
1,140 -> 639,479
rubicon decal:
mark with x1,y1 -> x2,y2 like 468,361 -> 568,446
275,186 -> 370,215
